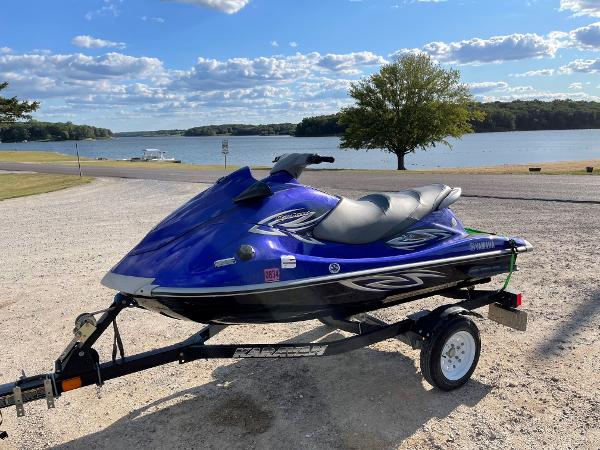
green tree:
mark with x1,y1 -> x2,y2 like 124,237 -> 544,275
339,54 -> 484,170
0,82 -> 40,124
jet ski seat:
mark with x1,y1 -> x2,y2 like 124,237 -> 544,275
313,184 -> 461,245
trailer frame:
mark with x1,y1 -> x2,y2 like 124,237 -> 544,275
0,287 -> 525,425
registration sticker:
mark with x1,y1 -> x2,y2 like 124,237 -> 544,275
264,268 -> 280,283
280,255 -> 297,269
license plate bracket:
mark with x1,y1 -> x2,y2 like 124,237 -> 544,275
488,303 -> 527,331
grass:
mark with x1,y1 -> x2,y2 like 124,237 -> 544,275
403,160 -> 600,175
0,151 -> 598,175
52,160 -> 243,171
0,173 -> 93,201
299,160 -> 600,175
0,151 -> 91,163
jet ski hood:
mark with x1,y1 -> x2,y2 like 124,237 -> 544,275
127,166 -> 338,256
102,166 -> 341,292
128,167 -> 256,256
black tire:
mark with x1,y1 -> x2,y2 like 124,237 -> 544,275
419,315 -> 481,391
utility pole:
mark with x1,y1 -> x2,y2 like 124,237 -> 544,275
75,142 -> 82,178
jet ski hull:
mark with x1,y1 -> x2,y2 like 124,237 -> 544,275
100,160 -> 532,325
132,252 -> 516,324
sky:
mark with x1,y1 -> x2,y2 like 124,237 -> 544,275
1,0 -> 600,132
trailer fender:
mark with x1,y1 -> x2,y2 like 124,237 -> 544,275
413,305 -> 482,340
440,306 -> 484,320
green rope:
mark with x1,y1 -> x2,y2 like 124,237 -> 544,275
465,226 -> 516,290
464,227 -> 495,235
502,251 -> 517,290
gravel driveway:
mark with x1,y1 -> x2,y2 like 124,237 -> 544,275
0,177 -> 598,450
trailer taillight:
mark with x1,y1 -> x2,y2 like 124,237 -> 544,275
515,293 -> 522,307
62,377 -> 82,392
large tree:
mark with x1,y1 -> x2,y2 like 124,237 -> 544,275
0,82 -> 39,124
339,54 -> 484,170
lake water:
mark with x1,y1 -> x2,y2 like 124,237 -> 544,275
2,129 -> 599,170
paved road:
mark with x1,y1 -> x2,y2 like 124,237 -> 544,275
2,162 -> 600,203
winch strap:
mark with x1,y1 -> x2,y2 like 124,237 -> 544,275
501,240 -> 518,291
111,319 -> 125,363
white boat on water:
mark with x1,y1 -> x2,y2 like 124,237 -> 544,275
126,148 -> 180,163
141,148 -> 176,162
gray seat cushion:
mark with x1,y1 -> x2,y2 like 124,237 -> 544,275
313,184 -> 460,245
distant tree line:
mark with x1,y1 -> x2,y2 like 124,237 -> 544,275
0,121 -> 112,142
294,100 -> 600,136
294,114 -> 346,137
294,114 -> 345,137
183,123 -> 296,136
473,100 -> 600,132
5,100 -> 600,143
114,129 -> 186,137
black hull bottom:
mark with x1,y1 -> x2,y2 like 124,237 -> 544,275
134,254 -> 513,324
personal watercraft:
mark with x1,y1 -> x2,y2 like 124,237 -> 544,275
0,154 -> 533,426
101,153 -> 532,324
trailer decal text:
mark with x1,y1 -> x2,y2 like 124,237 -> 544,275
233,345 -> 328,358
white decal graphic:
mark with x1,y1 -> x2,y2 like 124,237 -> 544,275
387,228 -> 454,250
329,263 -> 341,274
214,257 -> 236,268
249,209 -> 327,244
341,269 -> 445,292
281,255 -> 297,269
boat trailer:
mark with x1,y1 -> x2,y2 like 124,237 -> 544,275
0,287 -> 526,437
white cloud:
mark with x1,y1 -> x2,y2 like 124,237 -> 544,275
316,51 -> 387,74
0,47 -> 11,54
165,0 -> 250,14
510,69 -> 555,77
569,21 -> 600,48
560,58 -> 600,73
569,82 -> 584,89
174,51 -> 386,90
481,89 -> 600,102
174,55 -> 311,90
4,38 -> 597,129
296,78 -> 353,101
395,32 -> 562,64
85,0 -> 120,20
506,85 -> 535,93
0,52 -> 165,87
468,81 -> 509,93
289,41 -> 298,48
0,47 -> 385,126
72,35 -> 126,50
560,0 -> 600,17
270,41 -> 279,47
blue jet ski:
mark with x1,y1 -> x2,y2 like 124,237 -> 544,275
0,153 -> 533,423
101,153 -> 532,324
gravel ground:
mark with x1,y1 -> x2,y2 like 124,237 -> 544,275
0,177 -> 598,450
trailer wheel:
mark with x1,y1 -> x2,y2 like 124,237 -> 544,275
419,315 -> 480,391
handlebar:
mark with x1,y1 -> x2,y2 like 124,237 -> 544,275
270,153 -> 335,179
307,154 -> 335,165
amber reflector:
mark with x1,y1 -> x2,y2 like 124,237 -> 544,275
62,377 -> 82,392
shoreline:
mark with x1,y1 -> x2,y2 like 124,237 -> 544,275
0,151 -> 598,175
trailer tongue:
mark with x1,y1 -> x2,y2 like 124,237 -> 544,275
0,287 -> 526,437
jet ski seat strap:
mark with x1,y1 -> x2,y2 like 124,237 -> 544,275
313,184 -> 461,245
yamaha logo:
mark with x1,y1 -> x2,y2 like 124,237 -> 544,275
329,263 -> 341,274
